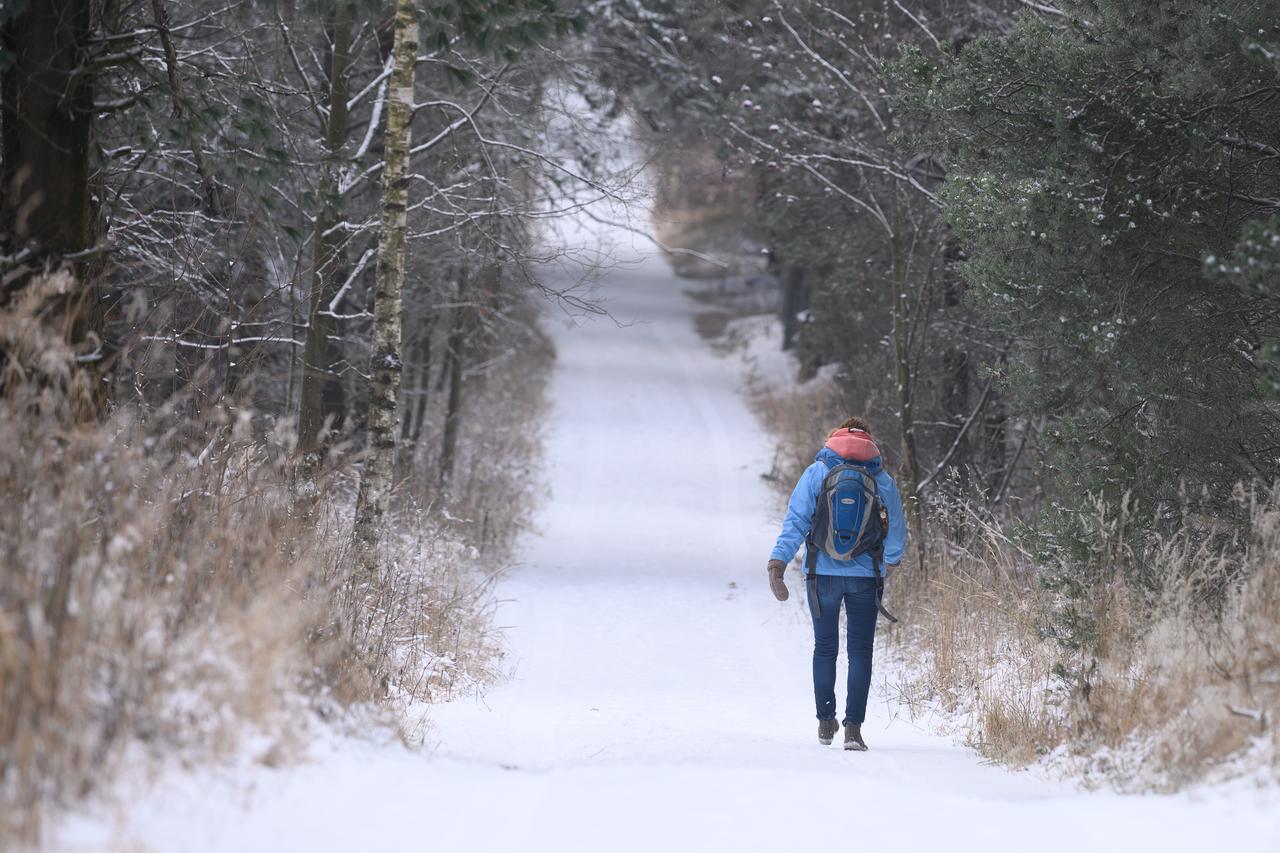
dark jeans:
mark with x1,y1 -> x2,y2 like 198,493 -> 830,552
807,574 -> 878,725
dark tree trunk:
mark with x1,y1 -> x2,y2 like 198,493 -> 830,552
781,264 -> 809,352
438,269 -> 472,488
983,351 -> 1010,499
941,346 -> 971,488
1,0 -> 93,267
400,316 -> 432,448
0,0 -> 97,405
940,232 -> 970,491
298,2 -> 353,455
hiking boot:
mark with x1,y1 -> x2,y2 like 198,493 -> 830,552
843,723 -> 868,751
818,719 -> 839,745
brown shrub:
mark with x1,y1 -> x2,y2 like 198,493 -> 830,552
0,301 -> 524,843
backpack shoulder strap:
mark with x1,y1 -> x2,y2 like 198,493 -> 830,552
805,460 -> 840,579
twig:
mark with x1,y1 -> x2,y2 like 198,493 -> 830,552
918,375 -> 996,494
892,0 -> 944,54
1016,0 -> 1070,18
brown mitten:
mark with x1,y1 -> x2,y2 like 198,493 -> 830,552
767,559 -> 789,602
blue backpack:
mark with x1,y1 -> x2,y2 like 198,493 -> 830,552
804,459 -> 897,622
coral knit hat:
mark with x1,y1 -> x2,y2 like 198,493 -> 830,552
825,427 -> 879,462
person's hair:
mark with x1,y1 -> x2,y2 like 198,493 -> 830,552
836,416 -> 872,435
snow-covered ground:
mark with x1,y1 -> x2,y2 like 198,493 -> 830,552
54,227 -> 1279,852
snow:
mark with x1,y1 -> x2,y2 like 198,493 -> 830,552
719,311 -> 838,395
54,224 -> 1279,852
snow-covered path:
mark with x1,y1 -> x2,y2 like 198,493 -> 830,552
61,241 -> 1278,853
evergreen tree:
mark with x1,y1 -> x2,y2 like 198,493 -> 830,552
901,0 -> 1280,588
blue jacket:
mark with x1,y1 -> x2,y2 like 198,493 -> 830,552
770,447 -> 907,576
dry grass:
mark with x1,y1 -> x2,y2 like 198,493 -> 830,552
0,404 -> 508,843
753,379 -> 842,487
885,492 -> 1280,790
0,277 -> 540,844
1,404 -> 316,841
881,500 -> 1066,767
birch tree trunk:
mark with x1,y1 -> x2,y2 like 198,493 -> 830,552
352,0 -> 418,571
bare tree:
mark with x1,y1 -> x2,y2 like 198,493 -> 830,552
352,0 -> 418,570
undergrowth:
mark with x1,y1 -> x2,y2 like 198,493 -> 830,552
0,274 -> 549,844
742,311 -> 1278,791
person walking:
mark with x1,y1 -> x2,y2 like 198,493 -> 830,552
766,417 -> 907,750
